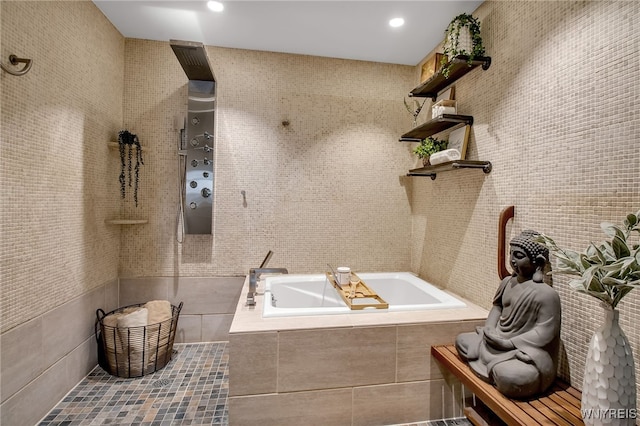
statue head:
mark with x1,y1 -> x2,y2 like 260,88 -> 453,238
509,230 -> 549,283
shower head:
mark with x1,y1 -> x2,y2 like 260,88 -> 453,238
170,39 -> 215,82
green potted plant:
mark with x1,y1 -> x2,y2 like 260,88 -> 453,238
413,136 -> 448,166
441,13 -> 486,78
537,211 -> 640,424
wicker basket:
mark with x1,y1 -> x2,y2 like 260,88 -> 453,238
95,302 -> 183,378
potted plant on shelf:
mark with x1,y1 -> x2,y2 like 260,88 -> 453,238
441,13 -> 486,78
537,211 -> 640,425
413,136 -> 448,166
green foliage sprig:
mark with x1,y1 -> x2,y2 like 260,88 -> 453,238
413,136 -> 448,159
536,210 -> 640,309
118,130 -> 144,207
441,13 -> 486,79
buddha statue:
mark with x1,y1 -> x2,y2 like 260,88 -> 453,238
455,230 -> 562,398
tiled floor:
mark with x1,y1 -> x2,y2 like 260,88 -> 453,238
39,341 -> 471,426
39,343 -> 229,425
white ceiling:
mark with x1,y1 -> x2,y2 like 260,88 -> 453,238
93,0 -> 483,65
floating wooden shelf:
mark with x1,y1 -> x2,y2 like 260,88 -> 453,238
399,114 -> 473,142
108,142 -> 148,152
410,55 -> 492,100
400,55 -> 492,180
105,219 -> 148,225
407,160 -> 492,180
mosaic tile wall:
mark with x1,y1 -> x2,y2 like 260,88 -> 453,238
410,0 -> 640,401
1,1 -> 124,422
119,39 -> 416,277
4,0 -> 640,418
0,1 -> 122,332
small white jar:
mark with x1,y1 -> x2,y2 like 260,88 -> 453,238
336,267 -> 351,286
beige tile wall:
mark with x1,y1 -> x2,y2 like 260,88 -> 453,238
1,1 -> 124,423
1,1 -> 123,332
1,279 -> 119,425
119,39 -> 416,277
410,0 -> 640,402
5,0 -> 640,422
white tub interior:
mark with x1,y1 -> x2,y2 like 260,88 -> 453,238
263,272 -> 466,318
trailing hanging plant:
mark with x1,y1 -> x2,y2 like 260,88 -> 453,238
404,97 -> 428,127
441,13 -> 486,78
536,210 -> 640,309
118,130 -> 144,207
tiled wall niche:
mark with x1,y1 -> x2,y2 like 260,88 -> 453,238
410,0 -> 640,407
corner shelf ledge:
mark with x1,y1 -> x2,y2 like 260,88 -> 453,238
407,160 -> 492,180
105,219 -> 149,225
108,142 -> 148,152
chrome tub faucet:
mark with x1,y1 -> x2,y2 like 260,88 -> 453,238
247,251 -> 288,306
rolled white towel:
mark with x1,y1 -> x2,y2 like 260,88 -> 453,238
429,148 -> 461,165
116,307 -> 148,328
117,308 -> 149,376
102,306 -> 141,328
143,300 -> 173,370
144,300 -> 172,325
101,307 -> 145,363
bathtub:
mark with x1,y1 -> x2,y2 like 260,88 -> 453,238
262,272 -> 466,317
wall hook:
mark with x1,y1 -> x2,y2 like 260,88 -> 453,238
1,54 -> 33,76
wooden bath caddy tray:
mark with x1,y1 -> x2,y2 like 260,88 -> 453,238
326,272 -> 389,310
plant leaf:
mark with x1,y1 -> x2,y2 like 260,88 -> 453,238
612,235 -> 631,259
601,276 -> 629,287
587,243 -> 608,265
601,222 -> 624,239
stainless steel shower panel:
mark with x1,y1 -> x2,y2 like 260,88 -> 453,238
183,80 -> 215,234
170,40 -> 216,235
170,40 -> 215,81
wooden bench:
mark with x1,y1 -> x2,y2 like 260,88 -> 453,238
431,344 -> 584,426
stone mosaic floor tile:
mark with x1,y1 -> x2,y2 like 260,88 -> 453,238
39,341 -> 471,426
39,342 -> 228,426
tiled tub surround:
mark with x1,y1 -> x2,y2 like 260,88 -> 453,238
228,275 -> 488,425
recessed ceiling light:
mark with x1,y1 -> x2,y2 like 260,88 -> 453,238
389,17 -> 405,28
207,1 -> 224,12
